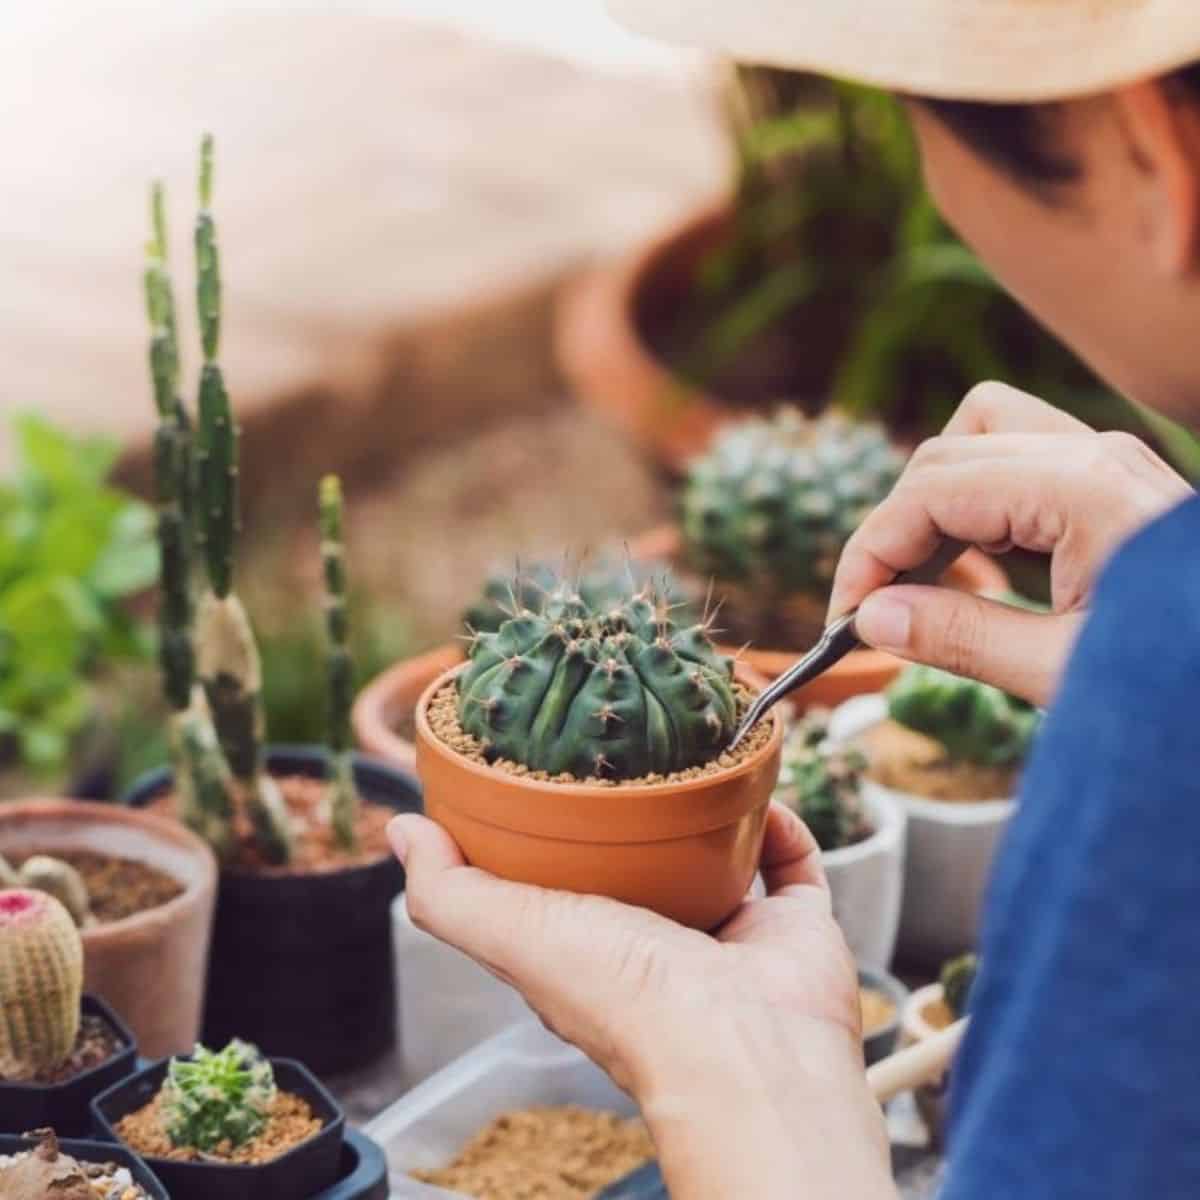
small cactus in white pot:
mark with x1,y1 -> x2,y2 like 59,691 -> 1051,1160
774,712 -> 906,969
831,664 -> 1040,967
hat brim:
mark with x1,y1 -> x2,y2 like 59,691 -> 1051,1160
607,0 -> 1200,102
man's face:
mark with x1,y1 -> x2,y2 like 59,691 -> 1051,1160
906,97 -> 1200,426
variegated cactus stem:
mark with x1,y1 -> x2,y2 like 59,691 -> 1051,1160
0,890 -> 83,1081
320,475 -> 359,851
196,592 -> 292,864
171,690 -> 236,864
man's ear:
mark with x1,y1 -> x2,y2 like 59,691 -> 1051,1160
1113,80 -> 1200,275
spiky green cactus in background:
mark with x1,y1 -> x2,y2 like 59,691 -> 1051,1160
680,408 -> 903,600
15,858 -> 91,928
887,665 -> 1040,767
458,577 -> 737,780
190,136 -> 291,865
320,476 -> 359,851
462,557 -> 690,636
0,890 -> 83,1081
940,952 -> 979,1019
161,1040 -> 276,1152
774,712 -> 872,852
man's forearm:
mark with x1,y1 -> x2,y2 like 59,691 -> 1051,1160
632,1011 -> 896,1199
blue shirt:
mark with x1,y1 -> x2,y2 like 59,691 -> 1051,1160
943,493 -> 1200,1198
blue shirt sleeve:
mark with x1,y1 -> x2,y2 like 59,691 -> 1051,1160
942,495 -> 1200,1199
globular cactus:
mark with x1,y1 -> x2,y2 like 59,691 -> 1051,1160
940,952 -> 979,1019
774,712 -> 872,852
161,1040 -> 276,1152
458,577 -> 737,780
0,890 -> 83,1081
320,475 -> 359,851
680,408 -> 903,600
886,665 -> 1040,767
462,557 -> 689,637
16,857 -> 91,928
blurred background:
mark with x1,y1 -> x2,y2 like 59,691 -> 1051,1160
3,0 -> 1197,801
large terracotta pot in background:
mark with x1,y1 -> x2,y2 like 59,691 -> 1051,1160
0,800 -> 217,1058
415,664 -> 784,931
555,200 -> 737,475
629,524 -> 1010,708
352,642 -> 464,773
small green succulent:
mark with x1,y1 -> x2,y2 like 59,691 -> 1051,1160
774,712 -> 872,851
940,953 -> 979,1019
161,1040 -> 276,1151
886,665 -> 1040,767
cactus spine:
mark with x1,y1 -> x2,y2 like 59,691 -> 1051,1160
320,476 -> 359,851
0,890 -> 83,1081
458,576 -> 737,780
191,136 -> 291,865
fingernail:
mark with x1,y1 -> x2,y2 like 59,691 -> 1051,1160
387,816 -> 408,864
855,593 -> 912,651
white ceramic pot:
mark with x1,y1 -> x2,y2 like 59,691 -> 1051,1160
392,893 -> 532,1087
831,695 -> 1017,968
822,786 -> 906,969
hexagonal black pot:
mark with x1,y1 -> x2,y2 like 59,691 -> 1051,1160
0,1132 -> 168,1198
91,1054 -> 344,1200
0,994 -> 137,1137
318,1128 -> 389,1200
125,746 -> 422,1075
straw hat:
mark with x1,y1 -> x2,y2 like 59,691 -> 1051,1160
607,0 -> 1200,102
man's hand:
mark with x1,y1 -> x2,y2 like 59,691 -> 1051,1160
828,383 -> 1191,706
390,805 -> 895,1200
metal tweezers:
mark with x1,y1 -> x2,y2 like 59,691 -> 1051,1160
729,538 -> 969,749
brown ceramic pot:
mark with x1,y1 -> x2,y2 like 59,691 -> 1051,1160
352,641 -> 465,772
628,524 -> 1010,710
0,799 -> 217,1058
415,664 -> 784,930
555,199 -> 739,474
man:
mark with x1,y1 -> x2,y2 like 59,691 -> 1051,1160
388,3 -> 1200,1194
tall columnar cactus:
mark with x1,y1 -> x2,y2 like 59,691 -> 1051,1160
320,476 -> 359,851
940,952 -> 979,1019
190,136 -> 292,865
774,712 -> 872,852
679,408 -> 903,600
161,1040 -> 276,1152
886,665 -> 1040,767
0,890 -> 83,1081
457,577 -> 737,780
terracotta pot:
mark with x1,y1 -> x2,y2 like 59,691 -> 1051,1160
555,200 -> 742,474
352,642 -> 464,773
0,799 -> 217,1058
629,523 -> 1010,709
415,664 -> 784,930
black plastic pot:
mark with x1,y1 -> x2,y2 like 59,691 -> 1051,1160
597,1160 -> 669,1198
0,994 -> 138,1137
92,1054 -> 345,1200
859,964 -> 909,1066
125,746 -> 422,1076
317,1128 -> 389,1200
0,1131 -> 169,1199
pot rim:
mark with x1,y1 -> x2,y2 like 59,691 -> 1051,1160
417,662 -> 782,798
858,964 -> 910,1043
902,981 -> 951,1042
0,799 -> 217,944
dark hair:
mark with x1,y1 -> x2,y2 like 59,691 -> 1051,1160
921,62 -> 1200,188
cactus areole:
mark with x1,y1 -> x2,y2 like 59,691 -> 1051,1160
456,579 -> 738,781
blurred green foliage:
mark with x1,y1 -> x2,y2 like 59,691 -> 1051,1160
0,415 -> 157,774
673,67 -> 1200,476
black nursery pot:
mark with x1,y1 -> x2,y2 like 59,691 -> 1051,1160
125,746 -> 422,1076
0,1132 -> 169,1199
0,994 -> 137,1137
92,1055 -> 345,1200
316,1128 -> 389,1200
